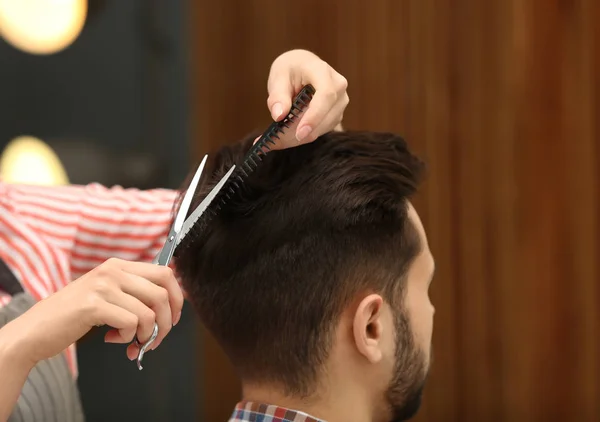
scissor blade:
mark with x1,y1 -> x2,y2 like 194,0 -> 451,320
176,164 -> 236,247
173,155 -> 208,233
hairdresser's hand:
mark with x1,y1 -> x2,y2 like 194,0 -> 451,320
1,258 -> 183,366
267,49 -> 349,148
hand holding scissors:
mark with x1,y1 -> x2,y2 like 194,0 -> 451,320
132,155 -> 236,370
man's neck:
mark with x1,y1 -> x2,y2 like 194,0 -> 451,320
241,383 -> 374,422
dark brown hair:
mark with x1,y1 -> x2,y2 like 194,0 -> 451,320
174,131 -> 425,396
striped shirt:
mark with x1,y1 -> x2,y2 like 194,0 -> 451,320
0,181 -> 178,377
230,402 -> 324,422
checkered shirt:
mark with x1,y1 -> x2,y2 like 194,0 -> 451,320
229,401 -> 325,422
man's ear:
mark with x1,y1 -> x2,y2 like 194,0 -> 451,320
352,294 -> 385,363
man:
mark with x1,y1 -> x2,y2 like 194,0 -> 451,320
0,49 -> 349,421
174,130 -> 436,422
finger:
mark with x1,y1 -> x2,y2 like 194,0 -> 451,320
104,328 -> 143,364
105,335 -> 146,361
297,68 -> 348,144
309,99 -> 347,140
274,62 -> 331,143
105,329 -> 133,344
104,288 -> 156,345
111,259 -> 184,325
267,69 -> 294,121
96,301 -> 138,344
126,342 -> 141,361
269,107 -> 308,151
295,87 -> 340,144
119,272 -> 173,347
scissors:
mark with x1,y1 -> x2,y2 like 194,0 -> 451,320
132,154 -> 236,370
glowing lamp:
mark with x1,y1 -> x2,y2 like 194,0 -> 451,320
0,0 -> 87,55
0,135 -> 69,185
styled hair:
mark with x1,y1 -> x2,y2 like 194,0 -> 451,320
174,131 -> 426,395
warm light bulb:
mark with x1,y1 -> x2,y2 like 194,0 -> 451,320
0,0 -> 87,55
0,136 -> 69,185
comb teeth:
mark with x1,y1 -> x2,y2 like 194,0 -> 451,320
223,84 -> 315,189
176,85 -> 315,253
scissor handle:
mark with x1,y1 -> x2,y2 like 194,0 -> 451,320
133,242 -> 174,369
134,322 -> 159,371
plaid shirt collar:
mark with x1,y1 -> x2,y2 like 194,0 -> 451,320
229,401 -> 325,422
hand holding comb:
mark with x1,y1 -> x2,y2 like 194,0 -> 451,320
174,84 -> 316,254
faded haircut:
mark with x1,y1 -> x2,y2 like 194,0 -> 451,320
173,131 -> 425,396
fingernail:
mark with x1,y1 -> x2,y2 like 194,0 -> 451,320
253,136 -> 260,145
173,311 -> 182,326
296,126 -> 312,143
271,103 -> 283,120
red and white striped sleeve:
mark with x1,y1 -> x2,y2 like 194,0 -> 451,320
0,181 -> 179,285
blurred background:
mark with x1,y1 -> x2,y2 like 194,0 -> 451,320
0,0 -> 598,421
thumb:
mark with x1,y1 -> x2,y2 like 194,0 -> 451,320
267,77 -> 294,122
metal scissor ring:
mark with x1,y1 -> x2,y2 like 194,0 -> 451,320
133,322 -> 159,371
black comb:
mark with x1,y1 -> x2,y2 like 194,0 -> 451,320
175,84 -> 315,253
214,84 -> 315,210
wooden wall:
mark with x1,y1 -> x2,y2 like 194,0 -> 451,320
189,1 -> 600,421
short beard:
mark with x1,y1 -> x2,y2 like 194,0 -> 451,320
385,310 -> 429,422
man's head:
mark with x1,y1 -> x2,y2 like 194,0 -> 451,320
175,131 -> 435,421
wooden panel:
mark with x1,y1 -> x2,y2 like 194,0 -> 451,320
189,1 -> 600,420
